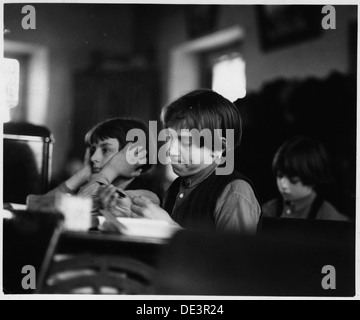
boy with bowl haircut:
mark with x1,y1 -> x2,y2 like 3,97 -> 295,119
49,118 -> 161,218
262,136 -> 349,221
131,89 -> 261,234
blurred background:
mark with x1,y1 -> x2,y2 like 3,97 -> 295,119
3,3 -> 357,220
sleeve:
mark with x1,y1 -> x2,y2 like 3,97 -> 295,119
317,201 -> 350,221
77,173 -> 111,198
261,199 -> 279,218
214,180 -> 261,235
45,182 -> 76,197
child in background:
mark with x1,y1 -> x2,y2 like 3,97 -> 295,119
130,89 -> 261,234
49,118 -> 161,218
262,136 -> 348,221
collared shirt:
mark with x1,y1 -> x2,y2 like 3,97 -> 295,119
262,192 -> 349,221
165,163 -> 261,234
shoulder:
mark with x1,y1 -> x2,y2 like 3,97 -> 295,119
219,179 -> 260,212
223,179 -> 254,196
261,198 -> 280,218
317,200 -> 349,221
214,179 -> 261,234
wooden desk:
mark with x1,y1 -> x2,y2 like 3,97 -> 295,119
3,209 -> 174,295
36,229 -> 171,294
57,230 -> 168,266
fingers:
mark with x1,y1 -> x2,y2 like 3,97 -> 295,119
130,196 -> 155,218
98,185 -> 117,202
132,196 -> 151,206
113,195 -> 132,217
130,203 -> 145,217
97,185 -> 123,211
112,206 -> 130,218
131,168 -> 142,178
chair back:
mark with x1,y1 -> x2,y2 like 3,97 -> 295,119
38,254 -> 155,294
3,122 -> 54,204
36,232 -> 163,295
3,210 -> 64,294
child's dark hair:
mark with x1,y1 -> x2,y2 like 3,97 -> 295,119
161,89 -> 242,150
272,136 -> 332,187
85,118 -> 152,172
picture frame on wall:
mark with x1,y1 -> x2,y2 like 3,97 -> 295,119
257,5 -> 323,51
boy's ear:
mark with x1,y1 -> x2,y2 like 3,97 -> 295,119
222,137 -> 228,151
213,137 -> 227,158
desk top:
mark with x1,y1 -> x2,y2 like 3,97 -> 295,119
57,229 -> 173,267
61,229 -> 170,245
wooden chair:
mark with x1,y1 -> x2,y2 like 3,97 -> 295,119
37,254 -> 155,294
3,122 -> 54,204
3,210 -> 64,294
36,232 -> 163,295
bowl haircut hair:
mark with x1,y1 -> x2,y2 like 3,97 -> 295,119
84,118 -> 152,172
161,89 -> 242,151
272,136 -> 332,187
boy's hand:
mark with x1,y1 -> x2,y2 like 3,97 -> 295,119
63,160 -> 92,192
131,196 -> 179,227
84,147 -> 91,166
78,148 -> 92,184
96,185 -> 132,217
101,142 -> 146,182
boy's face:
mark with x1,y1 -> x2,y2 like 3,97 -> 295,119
168,129 -> 217,177
89,138 -> 120,173
276,175 -> 313,201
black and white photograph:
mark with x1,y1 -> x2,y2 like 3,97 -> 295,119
1,0 -> 358,302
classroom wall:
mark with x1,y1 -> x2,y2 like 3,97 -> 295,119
155,5 -> 357,104
4,4 -> 357,180
4,4 -> 136,178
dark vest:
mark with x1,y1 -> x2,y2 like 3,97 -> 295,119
164,170 -> 257,231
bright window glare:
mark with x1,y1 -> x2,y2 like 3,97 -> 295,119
212,54 -> 246,102
3,58 -> 20,122
2,107 -> 11,123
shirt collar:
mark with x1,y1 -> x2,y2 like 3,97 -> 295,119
285,191 -> 317,212
113,177 -> 135,190
180,162 -> 218,189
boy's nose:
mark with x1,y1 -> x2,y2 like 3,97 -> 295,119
169,139 -> 180,157
90,149 -> 101,163
279,177 -> 289,188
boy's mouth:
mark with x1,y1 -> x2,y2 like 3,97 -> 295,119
281,192 -> 293,199
92,167 -> 102,173
170,157 -> 192,165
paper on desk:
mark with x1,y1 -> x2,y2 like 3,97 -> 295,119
56,195 -> 92,231
9,203 -> 27,211
98,216 -> 180,239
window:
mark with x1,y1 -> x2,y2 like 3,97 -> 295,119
200,39 -> 246,102
212,52 -> 246,101
169,26 -> 245,103
3,58 -> 20,122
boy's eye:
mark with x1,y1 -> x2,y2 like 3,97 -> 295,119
289,177 -> 301,184
90,147 -> 96,155
182,136 -> 192,146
